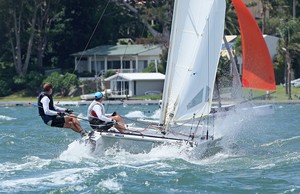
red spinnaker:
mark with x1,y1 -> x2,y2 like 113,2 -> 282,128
232,0 -> 276,91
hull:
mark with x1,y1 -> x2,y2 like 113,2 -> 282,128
245,104 -> 274,116
84,127 -> 214,153
213,103 -> 274,114
212,103 -> 274,124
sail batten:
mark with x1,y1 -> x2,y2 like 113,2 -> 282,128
232,0 -> 276,91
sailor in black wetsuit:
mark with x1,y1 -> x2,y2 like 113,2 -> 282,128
38,82 -> 87,137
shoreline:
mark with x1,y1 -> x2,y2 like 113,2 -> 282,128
0,99 -> 300,107
0,99 -> 161,107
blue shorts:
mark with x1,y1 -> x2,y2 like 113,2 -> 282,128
41,115 -> 65,128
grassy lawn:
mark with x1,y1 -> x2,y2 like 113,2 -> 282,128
243,85 -> 300,101
0,85 -> 300,102
129,95 -> 162,100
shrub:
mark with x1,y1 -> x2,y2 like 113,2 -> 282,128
0,80 -> 11,97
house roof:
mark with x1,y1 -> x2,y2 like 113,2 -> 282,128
105,73 -> 165,81
222,35 -> 237,44
72,44 -> 162,56
221,35 -> 237,50
220,34 -> 278,59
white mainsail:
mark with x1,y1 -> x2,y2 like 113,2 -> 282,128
159,0 -> 226,125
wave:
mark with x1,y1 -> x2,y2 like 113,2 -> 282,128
97,177 -> 123,192
0,166 -> 96,193
124,109 -> 160,119
59,136 -> 241,170
0,115 -> 16,121
261,136 -> 300,147
124,110 -> 146,118
58,140 -> 95,162
0,156 -> 51,173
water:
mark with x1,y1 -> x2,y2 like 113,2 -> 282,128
0,103 -> 299,193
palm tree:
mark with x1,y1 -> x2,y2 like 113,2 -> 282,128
277,18 -> 300,99
260,0 -> 273,34
224,0 -> 239,35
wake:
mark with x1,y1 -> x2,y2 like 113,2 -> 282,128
0,115 -> 16,121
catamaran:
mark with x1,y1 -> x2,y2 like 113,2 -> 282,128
84,0 -> 226,152
234,0 -> 276,115
212,0 -> 276,116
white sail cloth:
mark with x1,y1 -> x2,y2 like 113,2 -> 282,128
160,0 -> 226,124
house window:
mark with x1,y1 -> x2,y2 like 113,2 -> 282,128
107,61 -> 121,70
91,61 -> 105,75
132,61 -> 136,72
137,60 -> 148,72
114,81 -> 129,95
150,60 -> 156,65
122,61 -> 130,69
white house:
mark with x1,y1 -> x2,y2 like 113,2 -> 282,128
72,44 -> 162,75
221,34 -> 279,73
104,73 -> 165,98
221,35 -> 278,59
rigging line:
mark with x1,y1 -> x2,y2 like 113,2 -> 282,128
168,119 -> 198,129
168,129 -> 201,138
207,16 -> 210,103
106,41 -> 131,113
64,0 -> 112,92
105,68 -> 124,113
76,0 -> 111,69
106,71 -> 128,114
189,114 -> 196,137
193,112 -> 204,138
122,116 -> 158,127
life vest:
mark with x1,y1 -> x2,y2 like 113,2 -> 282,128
37,92 -> 54,116
87,100 -> 105,121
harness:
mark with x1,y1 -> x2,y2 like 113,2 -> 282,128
87,100 -> 114,131
87,100 -> 106,121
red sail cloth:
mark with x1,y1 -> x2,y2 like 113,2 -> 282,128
232,0 -> 276,91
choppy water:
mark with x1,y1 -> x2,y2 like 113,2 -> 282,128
0,103 -> 299,193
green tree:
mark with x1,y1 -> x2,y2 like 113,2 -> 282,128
43,72 -> 63,95
12,71 -> 44,96
35,0 -> 62,70
143,63 -> 164,74
3,0 -> 39,76
0,62 -> 14,96
43,72 -> 78,96
0,0 -> 62,76
61,72 -> 79,96
112,0 -> 173,43
0,61 -> 13,96
224,0 -> 239,35
24,71 -> 45,96
0,80 -> 11,97
277,18 -> 300,99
